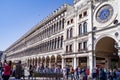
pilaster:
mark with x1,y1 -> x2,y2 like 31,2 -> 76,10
73,57 -> 77,69
88,53 -> 93,76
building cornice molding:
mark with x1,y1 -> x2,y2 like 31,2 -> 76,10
5,4 -> 71,52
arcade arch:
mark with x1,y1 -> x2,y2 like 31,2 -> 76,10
51,55 -> 55,65
57,55 -> 62,67
46,56 -> 50,66
95,36 -> 119,69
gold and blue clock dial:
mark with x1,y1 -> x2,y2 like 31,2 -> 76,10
96,4 -> 113,23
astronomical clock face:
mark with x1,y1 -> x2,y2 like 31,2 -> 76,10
96,4 -> 113,23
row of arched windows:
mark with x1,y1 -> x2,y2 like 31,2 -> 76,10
65,41 -> 88,53
78,41 -> 88,51
67,18 -> 74,25
26,19 -> 64,46
38,36 -> 63,52
79,21 -> 87,35
9,36 -> 64,59
66,44 -> 73,53
79,11 -> 87,19
66,21 -> 87,39
67,28 -> 73,39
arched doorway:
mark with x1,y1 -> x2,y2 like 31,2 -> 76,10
35,57 -> 37,66
51,55 -> 55,66
29,58 -> 32,65
57,55 -> 62,67
95,37 -> 119,69
46,56 -> 50,67
42,57 -> 45,63
38,57 -> 41,64
33,58 -> 35,66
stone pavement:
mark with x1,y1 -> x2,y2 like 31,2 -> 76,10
8,77 -> 63,80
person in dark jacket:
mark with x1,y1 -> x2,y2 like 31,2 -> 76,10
15,60 -> 22,80
99,68 -> 106,80
92,68 -> 97,80
28,64 -> 34,80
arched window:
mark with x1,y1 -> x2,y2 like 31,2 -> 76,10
54,24 -> 56,33
66,45 -> 68,52
55,38 -> 57,49
83,22 -> 87,34
62,19 -> 64,29
57,22 -> 59,32
47,41 -> 49,51
58,37 -> 60,48
67,29 -> 69,39
52,25 -> 54,34
47,28 -> 49,36
83,41 -> 87,50
70,28 -> 73,38
50,40 -> 52,50
59,20 -> 61,30
79,24 -> 82,35
52,39 -> 54,50
61,36 -> 63,48
47,41 -> 50,51
67,21 -> 70,25
70,44 -> 72,52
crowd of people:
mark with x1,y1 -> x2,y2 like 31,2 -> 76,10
1,60 -> 120,80
0,60 -> 23,80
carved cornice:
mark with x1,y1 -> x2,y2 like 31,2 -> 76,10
5,4 -> 71,52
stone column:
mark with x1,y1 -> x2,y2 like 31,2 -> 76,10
93,54 -> 96,68
89,53 -> 93,75
44,56 -> 47,67
49,58 -> 51,68
76,58 -> 79,67
55,55 -> 57,64
74,57 -> 77,70
87,57 -> 89,68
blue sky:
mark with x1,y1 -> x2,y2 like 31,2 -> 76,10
0,0 -> 73,51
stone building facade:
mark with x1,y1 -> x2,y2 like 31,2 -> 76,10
5,0 -> 120,73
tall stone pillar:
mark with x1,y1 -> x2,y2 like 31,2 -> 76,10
55,55 -> 57,64
93,54 -> 96,68
44,58 -> 46,67
87,57 -> 89,68
49,58 -> 51,68
74,57 -> 77,69
89,53 -> 93,75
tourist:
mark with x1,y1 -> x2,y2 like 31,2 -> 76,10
28,64 -> 34,80
70,66 -> 75,80
15,60 -> 23,80
3,61 -> 12,80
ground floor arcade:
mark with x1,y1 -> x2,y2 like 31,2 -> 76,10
8,36 -> 120,74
